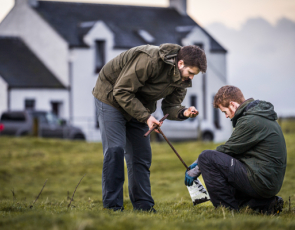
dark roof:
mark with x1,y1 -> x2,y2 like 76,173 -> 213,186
34,1 -> 226,52
0,37 -> 65,88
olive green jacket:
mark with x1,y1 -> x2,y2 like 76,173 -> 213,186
216,99 -> 287,198
92,44 -> 192,123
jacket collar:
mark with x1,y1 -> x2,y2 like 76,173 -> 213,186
231,98 -> 254,127
158,43 -> 192,88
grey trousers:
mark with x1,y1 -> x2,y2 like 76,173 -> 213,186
95,98 -> 154,210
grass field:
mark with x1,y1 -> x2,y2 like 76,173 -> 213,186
1,121 -> 295,230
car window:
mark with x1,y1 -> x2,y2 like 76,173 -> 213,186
46,113 -> 60,126
30,112 -> 47,124
0,112 -> 26,122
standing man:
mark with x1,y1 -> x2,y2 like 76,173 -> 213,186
185,85 -> 286,214
93,44 -> 207,211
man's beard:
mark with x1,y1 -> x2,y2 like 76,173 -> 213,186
179,68 -> 189,81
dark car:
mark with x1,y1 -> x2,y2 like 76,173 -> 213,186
0,110 -> 85,140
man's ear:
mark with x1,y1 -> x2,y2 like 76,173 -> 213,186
230,101 -> 239,110
178,60 -> 184,69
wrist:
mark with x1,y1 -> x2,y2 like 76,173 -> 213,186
145,115 -> 151,124
178,108 -> 188,120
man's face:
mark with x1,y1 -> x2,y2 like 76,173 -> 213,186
178,60 -> 200,81
219,103 -> 237,119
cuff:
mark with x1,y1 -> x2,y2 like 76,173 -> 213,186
178,108 -> 188,120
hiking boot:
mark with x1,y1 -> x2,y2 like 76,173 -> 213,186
148,207 -> 157,213
267,196 -> 284,215
103,207 -> 124,212
134,207 -> 157,213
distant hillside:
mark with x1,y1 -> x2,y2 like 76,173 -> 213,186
206,18 -> 295,116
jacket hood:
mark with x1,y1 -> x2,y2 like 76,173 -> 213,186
232,98 -> 278,127
159,43 -> 182,64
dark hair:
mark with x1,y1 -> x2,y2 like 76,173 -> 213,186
213,85 -> 245,108
177,45 -> 207,73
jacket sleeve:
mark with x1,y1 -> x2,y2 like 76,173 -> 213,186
161,87 -> 187,121
113,52 -> 153,123
216,116 -> 267,156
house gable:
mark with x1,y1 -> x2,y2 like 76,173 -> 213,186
0,37 -> 65,89
0,0 -> 70,87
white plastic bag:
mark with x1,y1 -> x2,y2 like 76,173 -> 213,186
187,178 -> 210,205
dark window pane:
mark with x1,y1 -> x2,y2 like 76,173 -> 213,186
213,95 -> 221,129
190,95 -> 197,108
95,41 -> 105,73
194,43 -> 204,50
25,99 -> 35,110
95,100 -> 99,129
51,102 -> 62,117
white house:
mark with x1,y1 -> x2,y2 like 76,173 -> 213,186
0,0 -> 232,142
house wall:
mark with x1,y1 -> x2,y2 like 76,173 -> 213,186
9,89 -> 69,119
0,76 -> 8,116
71,21 -> 126,141
0,0 -> 69,87
182,27 -> 232,142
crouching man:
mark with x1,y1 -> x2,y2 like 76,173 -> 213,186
185,85 -> 287,214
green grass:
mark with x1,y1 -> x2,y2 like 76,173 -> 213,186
0,129 -> 295,229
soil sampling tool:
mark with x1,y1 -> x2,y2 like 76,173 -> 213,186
144,114 -> 210,205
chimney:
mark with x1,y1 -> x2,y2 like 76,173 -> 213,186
15,0 -> 39,7
170,0 -> 187,16
29,0 -> 39,7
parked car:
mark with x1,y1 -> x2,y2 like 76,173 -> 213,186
0,110 -> 85,140
153,112 -> 214,142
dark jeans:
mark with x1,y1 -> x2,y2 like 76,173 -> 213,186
95,98 -> 154,211
198,150 -> 276,211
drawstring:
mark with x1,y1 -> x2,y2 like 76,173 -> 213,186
173,57 -> 176,75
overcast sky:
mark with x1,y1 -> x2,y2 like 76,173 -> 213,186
1,0 -> 295,29
0,0 -> 294,115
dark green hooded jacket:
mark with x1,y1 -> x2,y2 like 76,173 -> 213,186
92,44 -> 192,123
216,99 -> 287,198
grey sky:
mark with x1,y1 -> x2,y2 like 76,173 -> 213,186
0,0 -> 294,115
1,0 -> 295,29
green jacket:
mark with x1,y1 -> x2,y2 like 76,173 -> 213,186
216,99 -> 287,198
92,44 -> 192,123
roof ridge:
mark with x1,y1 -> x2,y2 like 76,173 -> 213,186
38,0 -> 169,10
0,36 -> 22,40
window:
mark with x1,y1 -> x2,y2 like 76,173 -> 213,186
189,95 -> 197,122
51,101 -> 62,117
95,40 -> 105,73
95,100 -> 99,129
137,30 -> 155,43
190,95 -> 197,108
213,95 -> 221,129
25,99 -> 35,110
194,43 -> 204,50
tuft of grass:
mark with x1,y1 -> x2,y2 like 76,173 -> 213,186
0,129 -> 295,229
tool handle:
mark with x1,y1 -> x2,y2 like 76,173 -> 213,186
144,114 -> 169,137
157,127 -> 189,170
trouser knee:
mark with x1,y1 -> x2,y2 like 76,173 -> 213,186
103,146 -> 125,185
198,150 -> 215,168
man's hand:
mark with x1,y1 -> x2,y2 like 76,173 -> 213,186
183,106 -> 199,118
185,160 -> 201,186
146,115 -> 163,134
